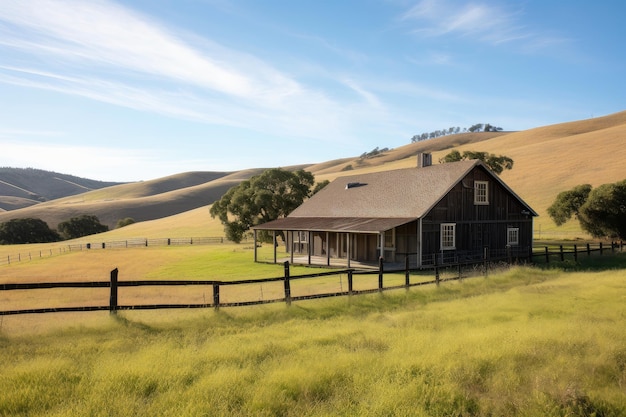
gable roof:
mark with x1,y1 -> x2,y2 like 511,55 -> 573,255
290,159 -> 480,219
254,160 -> 536,233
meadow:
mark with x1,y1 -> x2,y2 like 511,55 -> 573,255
1,111 -> 626,415
1,247 -> 625,416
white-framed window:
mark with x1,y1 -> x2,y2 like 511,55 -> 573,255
474,181 -> 489,205
440,223 -> 456,250
507,227 -> 519,246
298,231 -> 308,242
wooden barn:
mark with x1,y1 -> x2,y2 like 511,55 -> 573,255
253,154 -> 537,267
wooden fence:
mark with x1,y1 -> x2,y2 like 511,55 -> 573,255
1,257 -> 495,316
1,236 -> 232,267
531,241 -> 624,263
1,242 -> 622,316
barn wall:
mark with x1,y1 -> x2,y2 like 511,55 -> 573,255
422,165 -> 533,260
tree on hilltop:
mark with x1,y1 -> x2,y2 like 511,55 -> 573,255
411,123 -> 503,143
439,150 -> 514,174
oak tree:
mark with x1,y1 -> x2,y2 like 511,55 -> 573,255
548,180 -> 626,239
210,168 -> 315,243
0,218 -> 60,244
439,150 -> 514,174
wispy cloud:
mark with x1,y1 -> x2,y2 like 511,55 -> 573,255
0,0 -> 357,141
401,0 -> 564,50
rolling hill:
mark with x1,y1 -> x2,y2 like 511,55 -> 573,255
0,167 -> 123,210
0,110 -> 625,238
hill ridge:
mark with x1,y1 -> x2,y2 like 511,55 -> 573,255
0,110 -> 625,236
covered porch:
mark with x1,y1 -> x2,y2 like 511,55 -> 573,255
252,216 -> 420,269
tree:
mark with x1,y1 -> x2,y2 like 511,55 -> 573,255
547,184 -> 592,226
439,150 -> 514,174
210,168 -> 315,243
578,180 -> 626,239
547,180 -> 626,239
312,180 -> 330,195
116,217 -> 136,228
0,218 -> 60,244
58,215 -> 109,239
439,149 -> 462,163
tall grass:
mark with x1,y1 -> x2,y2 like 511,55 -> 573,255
1,265 -> 625,416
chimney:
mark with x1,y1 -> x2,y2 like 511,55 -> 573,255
417,152 -> 432,168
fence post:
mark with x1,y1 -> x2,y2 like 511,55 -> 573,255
600,242 -> 603,255
574,244 -> 578,262
348,270 -> 353,296
405,255 -> 410,289
545,246 -> 549,263
378,257 -> 384,292
611,241 -> 615,253
109,268 -> 119,315
213,284 -> 220,311
283,261 -> 291,306
434,254 -> 440,286
587,243 -> 591,256
458,262 -> 462,281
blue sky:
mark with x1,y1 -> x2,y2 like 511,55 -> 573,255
1,0 -> 624,182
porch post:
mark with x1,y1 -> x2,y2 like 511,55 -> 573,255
379,232 -> 385,260
273,230 -> 277,264
307,231 -> 312,265
254,229 -> 258,262
298,231 -> 301,253
347,232 -> 351,268
290,231 -> 294,264
326,231 -> 330,266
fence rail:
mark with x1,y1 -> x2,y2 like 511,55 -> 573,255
0,256 -> 499,316
531,241 -> 624,263
1,242 -> 622,316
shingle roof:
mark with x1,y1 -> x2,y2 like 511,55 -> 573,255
289,160 -> 480,218
253,159 -> 536,233
253,217 -> 416,233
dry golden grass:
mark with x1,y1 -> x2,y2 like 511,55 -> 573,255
1,110 -> 625,239
309,111 -> 626,239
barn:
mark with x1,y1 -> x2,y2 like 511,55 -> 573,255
253,154 -> 537,268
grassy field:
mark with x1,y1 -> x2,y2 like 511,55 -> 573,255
1,111 -> 626,415
1,250 -> 626,416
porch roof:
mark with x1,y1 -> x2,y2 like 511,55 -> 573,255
253,216 -> 416,234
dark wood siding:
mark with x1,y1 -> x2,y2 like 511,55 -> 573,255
422,165 -> 533,259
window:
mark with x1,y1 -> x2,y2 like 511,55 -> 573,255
440,223 -> 456,250
474,181 -> 489,205
298,231 -> 308,242
507,227 -> 519,246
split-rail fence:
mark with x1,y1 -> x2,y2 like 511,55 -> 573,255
0,242 -> 622,316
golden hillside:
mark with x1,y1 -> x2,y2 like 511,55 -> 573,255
1,110 -> 625,239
